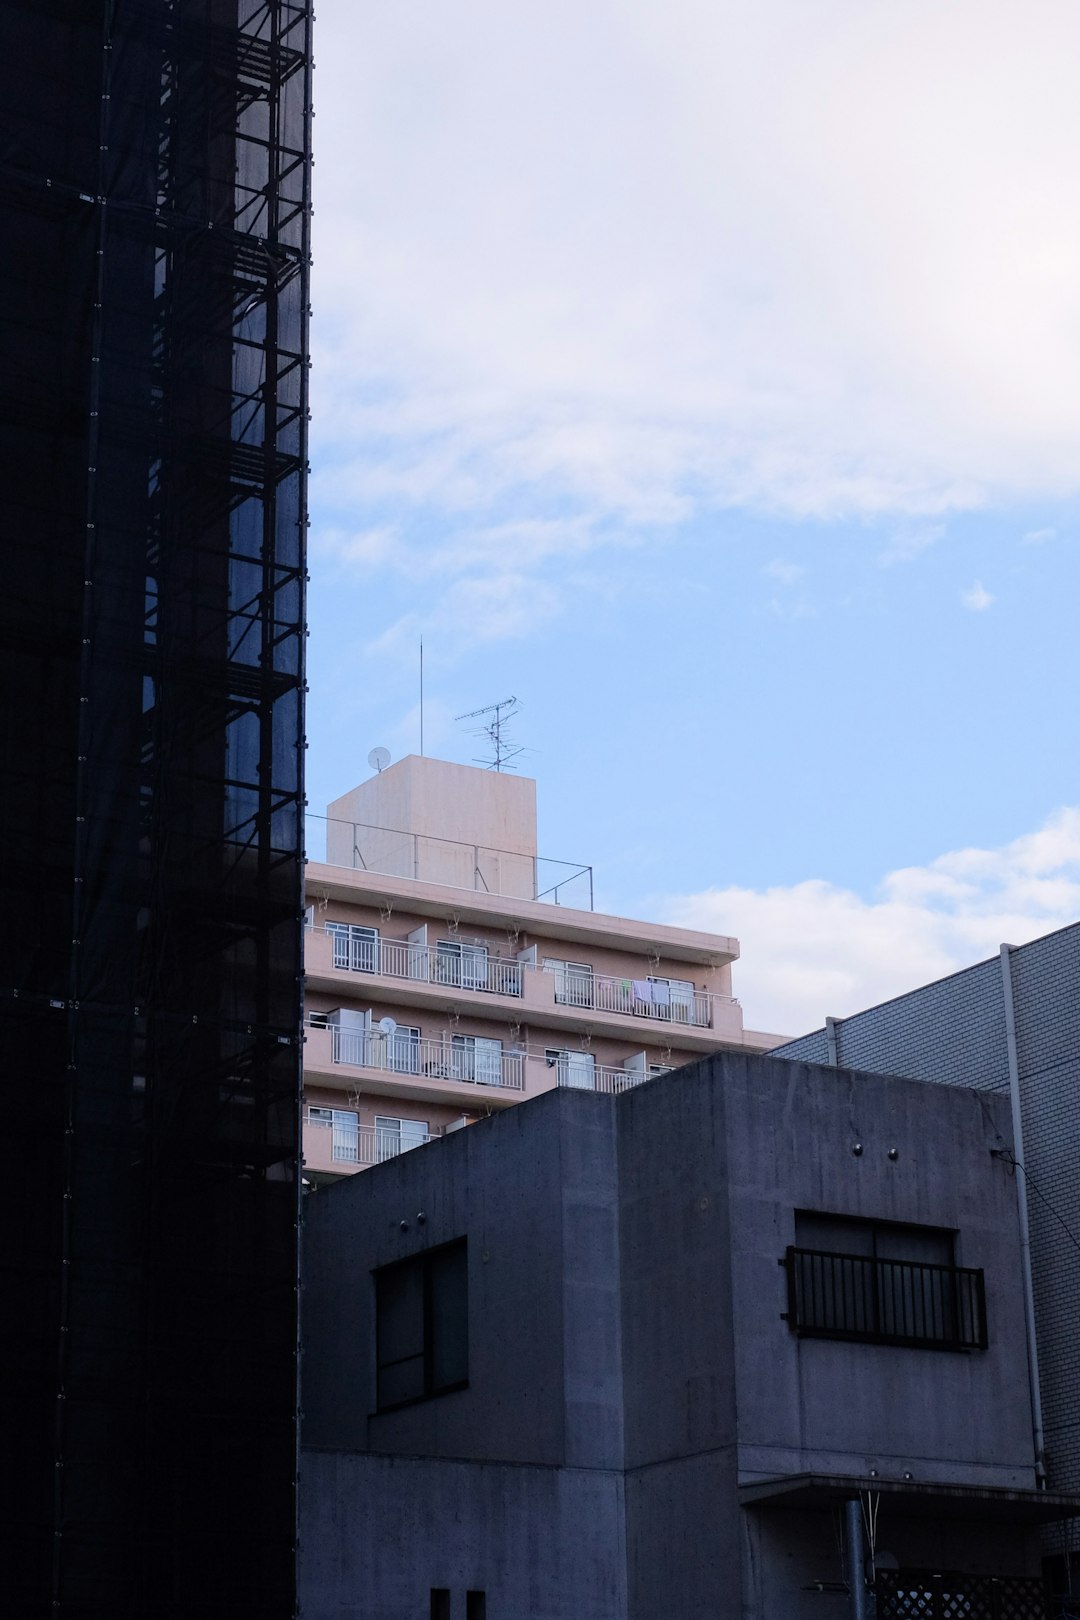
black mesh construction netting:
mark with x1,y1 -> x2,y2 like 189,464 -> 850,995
0,1 -> 310,1613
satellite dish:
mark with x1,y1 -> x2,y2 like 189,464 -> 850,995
368,746 -> 391,773
377,1017 -> 397,1036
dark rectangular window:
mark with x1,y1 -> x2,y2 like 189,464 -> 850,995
785,1213 -> 986,1351
466,1593 -> 486,1620
431,1591 -> 451,1620
376,1240 -> 468,1410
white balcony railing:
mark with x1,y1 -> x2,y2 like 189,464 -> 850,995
552,1061 -> 644,1095
326,929 -> 523,999
304,1112 -> 438,1166
329,1027 -> 526,1092
544,965 -> 715,1028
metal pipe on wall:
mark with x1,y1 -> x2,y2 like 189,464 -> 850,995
845,1498 -> 869,1620
999,942 -> 1048,1485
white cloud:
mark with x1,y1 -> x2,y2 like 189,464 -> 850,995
961,580 -> 995,611
1022,526 -> 1057,544
660,809 -> 1080,1035
365,570 -> 562,657
312,0 -> 1080,533
765,559 -> 805,586
314,524 -> 399,569
769,596 -> 816,621
878,523 -> 946,567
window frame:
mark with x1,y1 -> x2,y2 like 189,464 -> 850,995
436,937 -> 490,990
326,920 -> 379,973
373,1238 -> 469,1414
543,956 -> 595,1007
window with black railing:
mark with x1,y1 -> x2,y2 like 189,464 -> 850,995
784,1214 -> 987,1351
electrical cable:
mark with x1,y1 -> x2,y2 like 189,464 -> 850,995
860,1488 -> 880,1581
995,1149 -> 1080,1257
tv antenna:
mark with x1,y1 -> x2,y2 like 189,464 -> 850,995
454,696 -> 523,772
367,746 -> 390,774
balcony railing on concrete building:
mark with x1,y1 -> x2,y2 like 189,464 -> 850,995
311,926 -> 739,1034
326,928 -> 524,998
544,963 -> 719,1028
304,1110 -> 438,1166
330,1027 -> 526,1092
305,812 -> 594,909
551,1060 -> 651,1095
316,1019 -> 674,1100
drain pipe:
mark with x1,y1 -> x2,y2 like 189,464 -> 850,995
845,1499 -> 869,1620
1000,943 -> 1047,1486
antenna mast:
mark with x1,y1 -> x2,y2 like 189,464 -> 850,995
454,696 -> 523,772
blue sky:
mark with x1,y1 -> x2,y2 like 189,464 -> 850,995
305,0 -> 1080,1032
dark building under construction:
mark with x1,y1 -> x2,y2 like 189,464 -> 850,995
0,2 -> 311,1614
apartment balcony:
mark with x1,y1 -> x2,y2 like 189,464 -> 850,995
303,1022 -> 530,1109
306,924 -> 742,1051
303,1011 -> 687,1105
522,964 -> 742,1050
542,963 -> 714,1028
547,1058 -> 658,1095
304,924 -> 525,1013
303,1109 -> 438,1175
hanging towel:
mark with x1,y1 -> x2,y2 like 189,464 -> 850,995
651,980 -> 671,1007
632,979 -> 652,1004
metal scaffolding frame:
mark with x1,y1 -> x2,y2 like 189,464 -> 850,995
1,0 -> 311,1613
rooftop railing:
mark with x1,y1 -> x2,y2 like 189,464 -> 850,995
304,812 -> 594,909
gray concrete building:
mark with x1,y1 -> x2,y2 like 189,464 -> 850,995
774,920 -> 1080,1597
298,1051 -> 1077,1619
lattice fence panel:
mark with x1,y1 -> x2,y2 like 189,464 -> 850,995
874,1571 -> 1050,1620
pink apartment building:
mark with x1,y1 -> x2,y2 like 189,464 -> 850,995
302,755 -> 783,1183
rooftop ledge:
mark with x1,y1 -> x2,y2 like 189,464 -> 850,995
739,1473 -> 1080,1523
304,859 -> 739,967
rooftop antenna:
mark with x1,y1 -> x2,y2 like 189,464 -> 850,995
454,696 -> 523,772
367,746 -> 390,774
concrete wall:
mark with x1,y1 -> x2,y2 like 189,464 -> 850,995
613,1054 -> 1035,1618
299,1451 -> 627,1620
615,1065 -> 743,1618
774,921 -> 1080,1510
726,1056 -> 1032,1488
303,1091 -> 587,1466
300,1088 -> 627,1620
302,1088 -> 626,1472
300,1055 -> 1043,1619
